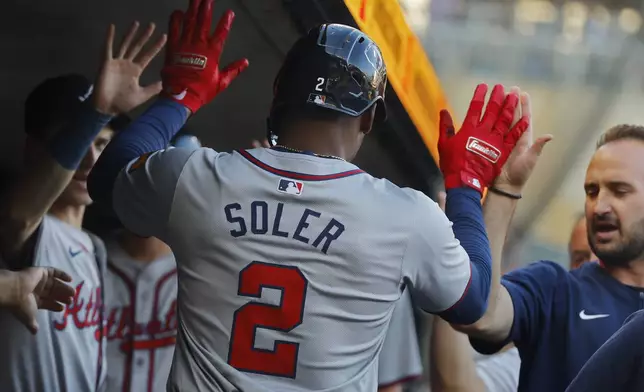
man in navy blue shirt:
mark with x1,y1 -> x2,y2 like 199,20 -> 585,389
456,123 -> 644,391
566,309 -> 644,391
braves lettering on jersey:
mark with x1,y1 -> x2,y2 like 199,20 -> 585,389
0,215 -> 106,392
112,147 -> 472,392
103,236 -> 177,392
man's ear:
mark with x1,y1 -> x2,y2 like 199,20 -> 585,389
359,105 -> 377,135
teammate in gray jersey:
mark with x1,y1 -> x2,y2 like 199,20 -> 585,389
0,22 -> 166,392
104,232 -> 178,392
88,1 -> 530,390
102,134 -> 201,392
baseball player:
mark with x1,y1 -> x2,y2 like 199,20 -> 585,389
103,134 -> 201,392
88,0 -> 529,390
0,22 -> 165,392
251,140 -> 423,392
103,230 -> 177,392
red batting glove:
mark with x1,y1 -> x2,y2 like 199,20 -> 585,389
438,84 -> 529,194
161,0 -> 249,114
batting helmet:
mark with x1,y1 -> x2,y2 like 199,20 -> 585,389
267,23 -> 388,144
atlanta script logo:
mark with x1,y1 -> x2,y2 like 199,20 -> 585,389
466,137 -> 501,163
104,300 -> 178,351
53,281 -> 178,351
52,281 -> 102,332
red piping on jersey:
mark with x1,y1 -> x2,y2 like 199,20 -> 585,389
442,262 -> 473,312
237,149 -> 365,181
148,268 -> 178,392
108,263 -> 136,392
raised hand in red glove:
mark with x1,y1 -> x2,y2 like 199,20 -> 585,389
161,0 -> 249,114
438,84 -> 529,194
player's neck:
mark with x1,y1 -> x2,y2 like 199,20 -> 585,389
48,203 -> 85,229
279,123 -> 353,161
118,232 -> 172,263
604,261 -> 644,287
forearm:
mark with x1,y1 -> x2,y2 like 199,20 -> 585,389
456,192 -> 518,339
87,99 -> 189,206
439,188 -> 491,325
430,317 -> 487,392
0,105 -> 111,260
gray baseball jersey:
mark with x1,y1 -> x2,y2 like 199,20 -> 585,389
474,348 -> 520,392
112,147 -> 472,392
103,236 -> 177,392
0,214 -> 107,392
377,288 -> 423,388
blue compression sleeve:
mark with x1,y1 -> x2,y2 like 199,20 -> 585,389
438,187 -> 492,324
48,104 -> 113,170
87,99 -> 189,205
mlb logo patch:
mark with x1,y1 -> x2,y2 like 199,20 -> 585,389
307,93 -> 327,106
277,178 -> 303,195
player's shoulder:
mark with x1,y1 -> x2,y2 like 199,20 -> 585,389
503,260 -> 572,288
147,146 -> 224,181
143,146 -> 221,165
359,176 -> 432,207
567,261 -> 615,290
161,146 -> 219,164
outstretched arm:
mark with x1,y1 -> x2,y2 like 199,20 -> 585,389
0,22 -> 165,265
429,190 -> 520,392
429,191 -> 488,392
454,92 -> 552,343
404,84 -> 530,326
88,0 -> 248,207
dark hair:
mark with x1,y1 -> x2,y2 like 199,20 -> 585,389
596,124 -> 644,149
24,74 -> 94,141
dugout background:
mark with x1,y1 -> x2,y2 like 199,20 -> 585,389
0,0 -> 441,198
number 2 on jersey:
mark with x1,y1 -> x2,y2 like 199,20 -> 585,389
228,261 -> 308,378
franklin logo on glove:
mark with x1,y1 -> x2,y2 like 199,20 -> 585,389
173,53 -> 207,69
466,137 -> 500,163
